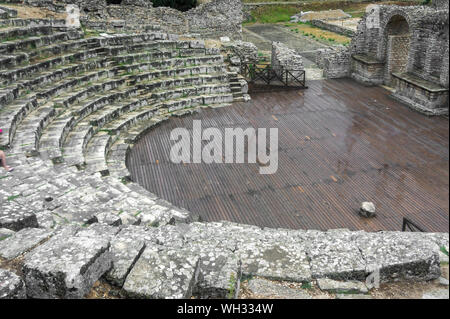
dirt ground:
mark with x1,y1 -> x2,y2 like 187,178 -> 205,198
240,264 -> 449,299
0,3 -> 66,19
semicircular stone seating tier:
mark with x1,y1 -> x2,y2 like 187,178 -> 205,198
0,14 -> 448,299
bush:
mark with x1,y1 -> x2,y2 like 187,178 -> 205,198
151,0 -> 197,12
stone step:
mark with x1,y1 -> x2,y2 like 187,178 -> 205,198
11,105 -> 57,156
0,98 -> 38,148
0,66 -> 113,148
40,90 -> 146,162
0,201 -> 38,231
104,40 -> 177,56
0,30 -> 83,55
125,64 -> 228,85
84,132 -> 115,175
122,246 -> 201,299
0,6 -> 18,19
0,37 -> 98,70
0,25 -> 53,43
0,18 -> 66,28
62,123 -> 95,167
0,47 -> 105,85
22,231 -> 112,299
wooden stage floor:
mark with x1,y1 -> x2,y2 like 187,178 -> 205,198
127,79 -> 449,232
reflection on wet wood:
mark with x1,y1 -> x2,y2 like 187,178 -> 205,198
127,79 -> 449,232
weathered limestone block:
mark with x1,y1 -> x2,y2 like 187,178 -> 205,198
93,212 -> 122,226
316,278 -> 368,294
76,223 -> 121,240
355,232 -> 441,282
248,277 -> 311,299
189,40 -> 205,49
0,202 -> 38,231
306,229 -> 367,281
105,232 -> 146,287
0,228 -> 15,241
237,240 -> 311,283
66,4 -> 80,28
189,247 -> 241,299
0,228 -> 53,260
123,247 -> 200,299
0,269 -> 26,299
22,234 -> 112,299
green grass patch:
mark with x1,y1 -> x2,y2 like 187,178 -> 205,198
301,282 -> 312,290
245,5 -> 299,24
227,273 -> 237,299
0,235 -> 11,241
441,246 -> 449,256
7,194 -> 20,201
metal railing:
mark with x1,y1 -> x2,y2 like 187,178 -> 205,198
240,63 -> 307,88
402,217 -> 425,232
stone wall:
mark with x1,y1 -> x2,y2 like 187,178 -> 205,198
349,5 -> 449,87
432,0 -> 449,10
271,41 -> 304,82
316,46 -> 351,79
20,0 -> 243,39
348,4 -> 449,113
242,0 -> 421,22
385,34 -> 410,84
309,19 -> 356,37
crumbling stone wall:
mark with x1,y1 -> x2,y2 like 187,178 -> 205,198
271,41 -> 304,82
347,4 -> 449,113
316,46 -> 351,79
432,0 -> 449,10
349,4 -> 449,88
27,0 -> 243,39
186,0 -> 243,39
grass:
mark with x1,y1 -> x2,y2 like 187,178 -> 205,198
7,194 -> 20,201
245,5 -> 299,24
244,1 -> 422,24
283,21 -> 351,45
301,282 -> 312,290
227,273 -> 237,299
441,246 -> 449,256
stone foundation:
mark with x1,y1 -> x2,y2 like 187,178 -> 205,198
391,73 -> 449,116
351,55 -> 384,86
316,46 -> 351,79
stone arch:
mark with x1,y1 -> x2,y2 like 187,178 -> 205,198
381,12 -> 412,85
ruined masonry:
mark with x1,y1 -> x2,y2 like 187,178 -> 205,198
318,3 -> 449,116
0,1 -> 448,299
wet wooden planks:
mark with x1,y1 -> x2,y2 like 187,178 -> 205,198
127,79 -> 449,232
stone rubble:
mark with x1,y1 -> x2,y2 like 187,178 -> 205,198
247,277 -> 311,299
316,278 -> 368,294
359,201 -> 376,218
0,269 -> 26,299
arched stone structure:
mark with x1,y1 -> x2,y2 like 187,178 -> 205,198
382,14 -> 411,85
350,5 -> 449,115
